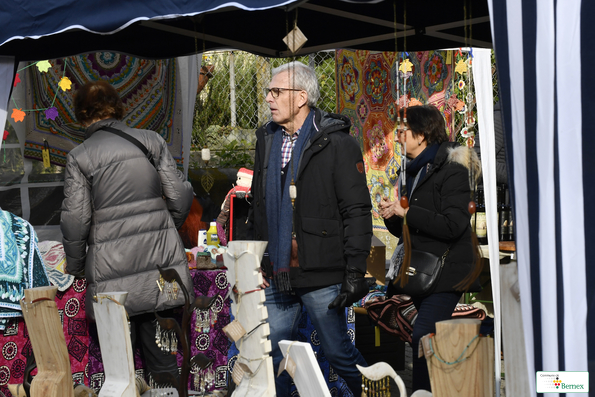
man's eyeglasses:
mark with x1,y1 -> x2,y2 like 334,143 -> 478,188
264,87 -> 303,98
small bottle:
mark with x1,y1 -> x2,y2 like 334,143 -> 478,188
475,187 -> 488,245
207,221 -> 219,246
198,229 -> 207,246
499,186 -> 511,241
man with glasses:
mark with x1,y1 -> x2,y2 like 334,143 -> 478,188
249,61 -> 373,396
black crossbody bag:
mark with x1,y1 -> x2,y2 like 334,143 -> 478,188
102,126 -> 156,167
390,247 -> 450,298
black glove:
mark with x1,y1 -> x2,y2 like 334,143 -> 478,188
328,266 -> 369,310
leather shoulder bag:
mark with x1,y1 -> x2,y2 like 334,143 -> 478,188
391,247 -> 449,298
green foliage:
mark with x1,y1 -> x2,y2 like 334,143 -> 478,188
192,51 -> 337,160
215,140 -> 254,168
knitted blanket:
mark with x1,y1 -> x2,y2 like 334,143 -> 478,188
0,210 -> 50,329
23,52 -> 183,168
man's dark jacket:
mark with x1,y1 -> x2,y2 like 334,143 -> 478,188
250,108 -> 373,288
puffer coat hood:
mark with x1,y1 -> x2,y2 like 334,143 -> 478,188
60,119 -> 194,319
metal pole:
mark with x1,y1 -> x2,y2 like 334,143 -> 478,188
229,51 -> 237,127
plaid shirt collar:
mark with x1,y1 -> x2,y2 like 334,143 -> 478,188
281,127 -> 300,168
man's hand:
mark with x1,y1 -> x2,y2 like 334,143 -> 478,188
258,267 -> 270,289
328,266 -> 369,310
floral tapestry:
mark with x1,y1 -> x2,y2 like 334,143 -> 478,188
336,49 -> 468,255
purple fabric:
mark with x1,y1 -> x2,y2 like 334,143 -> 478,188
86,269 -> 231,392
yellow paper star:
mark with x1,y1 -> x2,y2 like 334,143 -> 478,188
58,77 -> 73,91
399,58 -> 413,74
455,59 -> 467,75
36,60 -> 52,73
11,108 -> 26,122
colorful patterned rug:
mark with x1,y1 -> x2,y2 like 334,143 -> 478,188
337,49 -> 463,254
23,52 -> 184,168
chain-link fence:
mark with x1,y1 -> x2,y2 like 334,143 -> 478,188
190,50 -> 337,169
190,49 -> 498,169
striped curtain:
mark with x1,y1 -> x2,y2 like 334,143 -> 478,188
488,0 -> 593,395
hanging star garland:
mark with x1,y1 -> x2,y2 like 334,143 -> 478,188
45,107 -> 59,121
58,76 -> 72,91
36,60 -> 52,73
9,59 -> 72,124
11,108 -> 26,123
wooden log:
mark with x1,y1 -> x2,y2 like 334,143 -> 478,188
499,263 -> 530,396
424,318 -> 494,397
93,292 -> 137,397
20,286 -> 74,397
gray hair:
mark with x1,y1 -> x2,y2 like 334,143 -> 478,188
271,61 -> 320,107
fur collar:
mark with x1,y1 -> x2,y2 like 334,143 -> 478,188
447,145 -> 482,188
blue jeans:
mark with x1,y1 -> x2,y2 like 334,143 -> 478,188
411,292 -> 462,392
264,280 -> 367,396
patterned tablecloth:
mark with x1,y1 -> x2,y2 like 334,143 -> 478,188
0,278 -> 90,397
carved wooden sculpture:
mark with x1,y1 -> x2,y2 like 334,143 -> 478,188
19,286 -> 74,397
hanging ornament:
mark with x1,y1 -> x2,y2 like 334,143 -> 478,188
36,60 -> 52,73
455,58 -> 467,75
154,320 -> 178,354
11,108 -> 25,123
45,107 -> 59,121
58,76 -> 73,91
190,362 -> 215,393
398,58 -> 413,77
157,275 -> 179,301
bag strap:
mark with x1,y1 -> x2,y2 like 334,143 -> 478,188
102,126 -> 155,167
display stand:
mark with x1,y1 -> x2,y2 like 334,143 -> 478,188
18,286 -> 74,397
356,361 -> 407,396
224,240 -> 275,397
93,292 -> 136,397
278,340 -> 330,397
154,266 -> 216,397
421,319 -> 493,397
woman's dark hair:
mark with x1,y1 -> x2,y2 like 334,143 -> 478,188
74,80 -> 125,125
396,104 -> 448,146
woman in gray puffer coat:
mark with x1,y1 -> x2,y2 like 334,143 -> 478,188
60,80 -> 194,378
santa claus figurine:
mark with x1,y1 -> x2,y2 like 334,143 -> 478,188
215,167 -> 253,246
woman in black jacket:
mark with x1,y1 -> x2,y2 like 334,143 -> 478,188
379,105 -> 481,392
